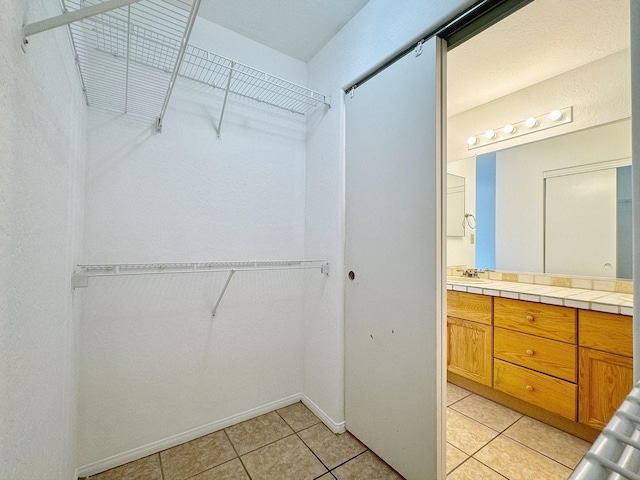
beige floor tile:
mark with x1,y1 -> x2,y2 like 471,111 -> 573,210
447,458 -> 507,480
277,402 -> 321,432
85,454 -> 162,480
446,409 -> 499,455
160,431 -> 236,480
449,394 -> 522,432
447,383 -> 472,405
298,423 -> 367,469
446,443 -> 468,474
333,451 -> 404,480
190,458 -> 249,480
225,411 -> 294,455
504,416 -> 591,469
317,475 -> 337,480
240,434 -> 327,480
475,436 -> 573,480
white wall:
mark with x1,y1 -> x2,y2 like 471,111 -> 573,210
448,49 -> 631,162
78,17 -> 314,468
495,119 -> 631,273
447,156 -> 476,268
305,0 -> 475,428
0,1 -> 86,479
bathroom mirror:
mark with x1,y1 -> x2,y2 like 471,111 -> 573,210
447,174 -> 465,237
447,119 -> 633,280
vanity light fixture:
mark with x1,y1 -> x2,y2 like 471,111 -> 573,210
465,106 -> 573,150
548,109 -> 563,121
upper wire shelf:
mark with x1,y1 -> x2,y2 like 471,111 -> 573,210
63,0 -> 197,120
60,0 -> 330,130
181,46 -> 330,116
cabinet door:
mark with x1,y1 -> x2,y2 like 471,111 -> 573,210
447,318 -> 493,386
579,348 -> 634,429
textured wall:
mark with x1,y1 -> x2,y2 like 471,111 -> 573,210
448,49 -> 631,162
78,17 -> 312,467
0,0 -> 86,479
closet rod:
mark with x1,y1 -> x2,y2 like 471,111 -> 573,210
72,260 -> 330,288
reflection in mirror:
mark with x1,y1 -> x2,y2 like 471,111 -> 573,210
447,119 -> 632,280
544,162 -> 632,279
447,174 -> 465,237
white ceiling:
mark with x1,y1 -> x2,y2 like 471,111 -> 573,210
196,0 -> 370,63
195,0 -> 629,114
447,0 -> 630,116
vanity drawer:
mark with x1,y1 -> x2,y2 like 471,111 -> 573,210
494,359 -> 577,420
447,291 -> 492,325
579,310 -> 632,357
494,298 -> 576,343
494,328 -> 576,382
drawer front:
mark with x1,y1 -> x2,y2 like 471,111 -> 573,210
494,297 -> 576,343
447,291 -> 492,325
579,310 -> 632,357
494,359 -> 577,420
494,328 -> 576,382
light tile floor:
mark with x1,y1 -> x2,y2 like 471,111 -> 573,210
446,383 -> 591,480
83,385 -> 592,480
82,402 -> 402,480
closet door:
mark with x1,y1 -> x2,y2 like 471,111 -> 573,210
345,37 -> 446,480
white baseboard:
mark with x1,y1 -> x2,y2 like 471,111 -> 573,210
75,393 -> 345,478
301,394 -> 346,434
75,393 -> 302,478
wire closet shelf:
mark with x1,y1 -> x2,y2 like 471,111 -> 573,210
62,0 -> 330,129
73,260 -> 330,279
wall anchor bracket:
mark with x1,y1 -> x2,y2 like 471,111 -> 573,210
211,269 -> 235,317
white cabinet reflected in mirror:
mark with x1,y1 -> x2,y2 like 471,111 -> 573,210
447,174 -> 465,237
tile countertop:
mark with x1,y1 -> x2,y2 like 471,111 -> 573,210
447,279 -> 633,316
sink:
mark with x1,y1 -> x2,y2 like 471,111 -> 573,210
447,276 -> 490,285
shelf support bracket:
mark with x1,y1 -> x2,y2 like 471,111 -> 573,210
71,273 -> 89,290
157,0 -> 202,133
215,62 -> 235,139
22,0 -> 142,40
212,269 -> 235,318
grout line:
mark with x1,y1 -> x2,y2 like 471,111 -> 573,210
328,449 -> 370,473
295,430 -> 332,474
494,431 -> 581,470
157,452 -> 166,480
223,429 -> 253,480
466,456 -> 509,479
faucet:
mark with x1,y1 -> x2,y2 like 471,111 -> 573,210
456,268 -> 479,278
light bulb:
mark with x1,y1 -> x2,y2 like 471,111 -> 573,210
484,129 -> 496,140
503,124 -> 515,134
548,109 -> 562,121
467,136 -> 478,146
524,117 -> 537,128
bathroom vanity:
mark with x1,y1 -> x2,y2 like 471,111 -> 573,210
447,281 -> 633,441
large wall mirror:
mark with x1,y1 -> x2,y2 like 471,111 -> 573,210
446,119 -> 632,280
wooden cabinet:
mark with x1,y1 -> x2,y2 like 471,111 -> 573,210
578,310 -> 633,430
494,328 -> 576,382
494,297 -> 576,343
448,290 -> 634,434
448,317 -> 493,386
447,291 -> 493,386
494,359 -> 577,419
493,298 -> 577,420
